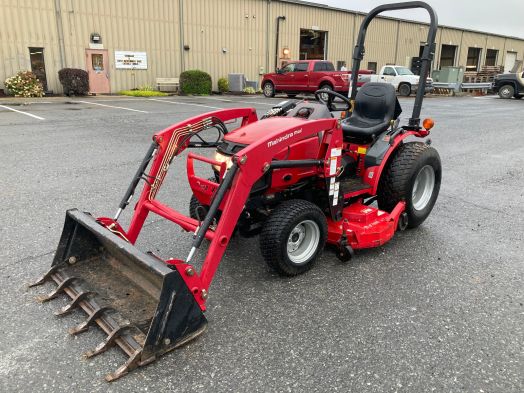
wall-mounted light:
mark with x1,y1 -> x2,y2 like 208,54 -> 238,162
184,44 -> 190,51
282,47 -> 290,57
90,33 -> 101,44
222,47 -> 228,53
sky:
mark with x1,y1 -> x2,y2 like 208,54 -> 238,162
312,0 -> 524,38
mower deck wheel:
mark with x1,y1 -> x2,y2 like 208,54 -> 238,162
260,199 -> 327,276
377,142 -> 441,228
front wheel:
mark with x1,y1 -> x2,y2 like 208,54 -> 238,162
263,81 -> 275,97
498,84 -> 514,99
260,200 -> 327,276
377,142 -> 441,228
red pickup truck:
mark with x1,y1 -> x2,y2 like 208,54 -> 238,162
261,60 -> 372,98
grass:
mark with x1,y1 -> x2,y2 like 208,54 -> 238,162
118,90 -> 168,97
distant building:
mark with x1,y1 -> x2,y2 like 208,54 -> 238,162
1,0 -> 523,94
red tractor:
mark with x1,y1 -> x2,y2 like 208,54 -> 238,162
32,1 -> 440,381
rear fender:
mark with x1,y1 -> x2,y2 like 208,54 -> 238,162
365,130 -> 420,195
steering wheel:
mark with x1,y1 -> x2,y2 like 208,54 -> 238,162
314,89 -> 351,112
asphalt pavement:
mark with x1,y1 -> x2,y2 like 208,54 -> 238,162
0,93 -> 522,392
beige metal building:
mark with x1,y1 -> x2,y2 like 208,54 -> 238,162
1,0 -> 523,94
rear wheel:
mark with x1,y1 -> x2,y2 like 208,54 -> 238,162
318,83 -> 333,102
263,81 -> 275,97
377,142 -> 441,228
260,199 -> 327,276
398,83 -> 411,97
498,84 -> 514,99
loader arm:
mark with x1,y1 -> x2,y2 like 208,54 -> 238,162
126,114 -> 340,293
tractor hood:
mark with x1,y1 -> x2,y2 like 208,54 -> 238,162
224,117 -> 308,145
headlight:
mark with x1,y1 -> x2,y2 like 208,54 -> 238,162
213,150 -> 233,172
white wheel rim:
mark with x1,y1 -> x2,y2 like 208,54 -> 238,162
412,165 -> 435,211
501,87 -> 510,97
320,86 -> 332,102
287,220 -> 320,265
264,84 -> 273,95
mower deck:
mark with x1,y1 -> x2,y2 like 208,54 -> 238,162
327,200 -> 406,250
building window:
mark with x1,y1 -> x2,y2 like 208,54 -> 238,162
440,45 -> 457,68
485,49 -> 498,66
29,47 -> 48,91
367,62 -> 377,73
299,29 -> 327,60
92,54 -> 104,71
466,47 -> 482,71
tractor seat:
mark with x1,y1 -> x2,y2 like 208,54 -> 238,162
341,83 -> 400,143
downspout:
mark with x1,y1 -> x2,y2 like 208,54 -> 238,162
54,0 -> 66,70
275,16 -> 286,71
266,0 -> 271,73
179,0 -> 185,73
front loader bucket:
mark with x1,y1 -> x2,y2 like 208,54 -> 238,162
30,209 -> 207,381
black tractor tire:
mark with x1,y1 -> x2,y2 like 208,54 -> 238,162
189,176 -> 218,220
260,199 -> 327,276
398,83 -> 411,97
263,81 -> 275,97
189,195 -> 208,220
377,142 -> 441,228
498,84 -> 514,99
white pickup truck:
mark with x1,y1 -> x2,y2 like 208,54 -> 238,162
367,65 -> 433,96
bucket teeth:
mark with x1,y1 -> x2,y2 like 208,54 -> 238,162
54,291 -> 94,316
83,325 -> 137,359
104,350 -> 143,382
35,276 -> 78,303
29,264 -> 64,288
68,306 -> 113,335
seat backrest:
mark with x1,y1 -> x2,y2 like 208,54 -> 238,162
353,82 -> 397,122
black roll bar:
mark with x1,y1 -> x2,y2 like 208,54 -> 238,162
350,1 -> 438,129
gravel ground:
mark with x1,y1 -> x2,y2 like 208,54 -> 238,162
0,94 -> 522,392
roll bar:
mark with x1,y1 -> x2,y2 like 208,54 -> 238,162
350,1 -> 438,129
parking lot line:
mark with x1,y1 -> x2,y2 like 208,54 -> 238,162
0,104 -> 45,120
148,98 -> 221,110
241,100 -> 274,106
75,100 -> 149,113
199,96 -> 275,106
200,96 -> 234,102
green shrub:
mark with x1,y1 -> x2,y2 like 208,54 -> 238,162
217,77 -> 229,93
4,71 -> 44,97
58,68 -> 89,96
242,86 -> 256,94
179,70 -> 212,95
119,90 -> 168,97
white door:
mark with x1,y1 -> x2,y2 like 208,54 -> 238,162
505,52 -> 517,73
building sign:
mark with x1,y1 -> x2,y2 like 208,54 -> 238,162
114,51 -> 148,69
